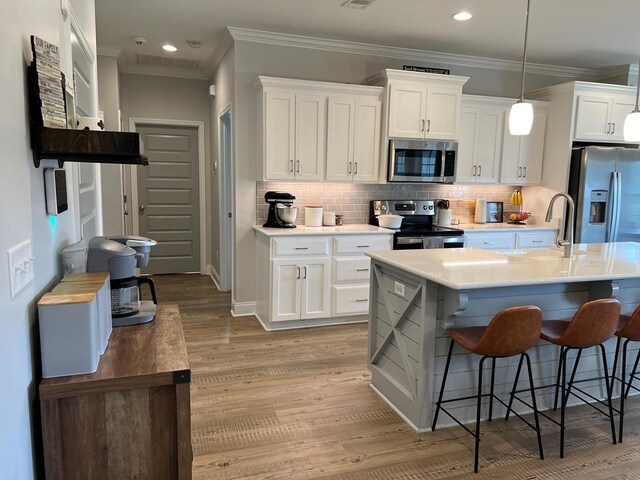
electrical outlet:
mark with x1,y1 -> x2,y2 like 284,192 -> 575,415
7,239 -> 35,298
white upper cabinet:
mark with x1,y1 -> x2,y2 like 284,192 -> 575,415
327,96 -> 381,182
262,92 -> 324,181
574,93 -> 637,142
457,97 -> 506,184
256,76 -> 383,182
500,105 -> 547,185
369,70 -> 469,142
388,81 -> 428,138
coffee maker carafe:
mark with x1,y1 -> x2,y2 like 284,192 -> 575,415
87,235 -> 158,327
263,191 -> 298,228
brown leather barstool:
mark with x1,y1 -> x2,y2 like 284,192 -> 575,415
536,298 -> 619,458
432,305 -> 544,473
610,305 -> 640,442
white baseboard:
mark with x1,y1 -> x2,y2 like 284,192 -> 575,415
231,299 -> 257,317
207,264 -> 221,291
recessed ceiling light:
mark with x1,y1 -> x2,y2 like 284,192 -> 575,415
452,11 -> 473,21
162,44 -> 177,52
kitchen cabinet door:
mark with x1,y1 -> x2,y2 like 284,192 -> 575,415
456,109 -> 479,183
518,109 -> 546,185
295,94 -> 326,181
300,258 -> 331,320
264,91 -> 296,180
458,106 -> 503,184
610,96 -> 637,142
352,97 -> 381,182
326,96 -> 355,182
271,259 -> 301,322
474,109 -> 503,184
425,85 -> 462,140
574,95 -> 612,142
388,81 -> 427,139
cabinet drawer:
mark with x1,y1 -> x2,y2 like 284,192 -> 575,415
332,285 -> 370,317
272,237 -> 330,257
516,231 -> 556,249
333,235 -> 392,255
465,232 -> 514,250
333,257 -> 371,283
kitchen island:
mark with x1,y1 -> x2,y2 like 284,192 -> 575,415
366,242 -> 640,432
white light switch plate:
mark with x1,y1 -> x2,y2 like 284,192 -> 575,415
7,239 -> 35,298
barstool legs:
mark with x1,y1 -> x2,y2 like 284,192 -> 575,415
474,356 -> 488,473
558,345 -> 617,458
432,339 -> 455,432
488,358 -> 497,422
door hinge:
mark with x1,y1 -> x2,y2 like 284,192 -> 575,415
228,212 -> 232,218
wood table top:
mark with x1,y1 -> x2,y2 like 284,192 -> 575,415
39,304 -> 190,400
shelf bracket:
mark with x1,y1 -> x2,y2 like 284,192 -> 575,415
441,289 -> 469,330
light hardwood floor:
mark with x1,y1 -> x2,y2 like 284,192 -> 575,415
152,274 -> 640,479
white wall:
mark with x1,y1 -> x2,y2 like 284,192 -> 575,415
118,73 -> 211,254
0,1 -> 95,477
97,55 -> 124,235
209,44 -> 235,287
227,39 -> 592,308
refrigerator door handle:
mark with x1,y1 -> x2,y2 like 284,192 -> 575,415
613,172 -> 622,240
606,172 -> 616,242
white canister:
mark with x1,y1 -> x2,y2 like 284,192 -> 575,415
437,209 -> 452,227
305,206 -> 323,227
323,211 -> 336,226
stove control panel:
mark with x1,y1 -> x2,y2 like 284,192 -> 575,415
371,200 -> 435,216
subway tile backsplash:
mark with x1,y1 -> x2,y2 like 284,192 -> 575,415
256,182 -> 516,225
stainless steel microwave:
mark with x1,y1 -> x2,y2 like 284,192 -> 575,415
388,139 -> 457,183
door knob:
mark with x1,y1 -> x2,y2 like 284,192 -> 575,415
139,205 -> 146,213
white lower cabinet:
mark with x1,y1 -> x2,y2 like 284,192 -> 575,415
255,229 -> 392,330
464,229 -> 557,250
271,257 -> 330,322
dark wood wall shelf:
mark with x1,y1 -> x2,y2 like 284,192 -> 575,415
27,63 -> 147,168
32,127 -> 149,168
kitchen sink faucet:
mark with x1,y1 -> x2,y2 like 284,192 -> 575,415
545,193 -> 575,258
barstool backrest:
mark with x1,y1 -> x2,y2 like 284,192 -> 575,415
618,304 -> 640,340
478,305 -> 542,357
561,299 -> 620,348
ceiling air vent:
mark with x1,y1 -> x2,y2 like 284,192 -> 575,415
341,0 -> 377,9
136,54 -> 200,71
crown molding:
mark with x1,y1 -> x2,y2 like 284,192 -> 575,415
119,63 -> 210,81
97,45 -> 122,58
204,29 -> 234,80
226,27 -> 601,81
254,75 -> 383,96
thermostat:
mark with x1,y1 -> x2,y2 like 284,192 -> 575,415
44,168 -> 68,215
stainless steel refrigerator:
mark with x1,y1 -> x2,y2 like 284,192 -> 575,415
568,146 -> 640,244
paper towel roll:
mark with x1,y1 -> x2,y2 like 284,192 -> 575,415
474,200 -> 487,224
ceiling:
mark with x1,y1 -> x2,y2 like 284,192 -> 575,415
96,0 -> 640,79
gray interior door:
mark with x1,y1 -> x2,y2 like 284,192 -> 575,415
137,124 -> 200,274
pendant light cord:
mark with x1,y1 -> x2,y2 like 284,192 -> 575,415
518,0 -> 531,103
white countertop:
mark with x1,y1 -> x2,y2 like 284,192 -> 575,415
460,223 -> 557,232
253,224 -> 394,236
366,242 -> 640,290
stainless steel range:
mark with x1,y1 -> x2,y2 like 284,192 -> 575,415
369,200 -> 465,249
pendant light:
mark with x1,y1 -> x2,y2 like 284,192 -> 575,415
623,58 -> 640,142
509,0 -> 534,136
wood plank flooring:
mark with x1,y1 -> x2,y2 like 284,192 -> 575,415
151,274 -> 640,479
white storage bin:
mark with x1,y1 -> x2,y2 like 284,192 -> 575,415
59,273 -> 112,354
38,292 -> 100,378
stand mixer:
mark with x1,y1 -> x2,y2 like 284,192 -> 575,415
263,191 -> 297,228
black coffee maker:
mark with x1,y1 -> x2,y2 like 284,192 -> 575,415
263,191 -> 297,228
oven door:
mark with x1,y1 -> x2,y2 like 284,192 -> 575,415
395,235 -> 464,250
388,140 -> 457,183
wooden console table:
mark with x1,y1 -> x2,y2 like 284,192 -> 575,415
40,304 -> 192,479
